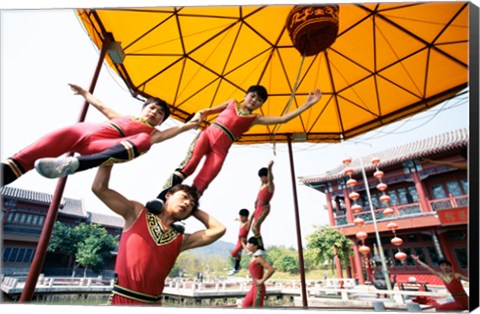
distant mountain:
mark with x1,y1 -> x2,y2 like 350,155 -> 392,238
190,240 -> 235,258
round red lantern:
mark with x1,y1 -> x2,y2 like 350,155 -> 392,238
391,237 -> 403,246
383,207 -> 394,216
359,245 -> 371,255
353,217 -> 364,226
286,5 -> 340,56
349,191 -> 360,200
380,194 -> 391,203
347,178 -> 357,187
356,231 -> 368,240
344,167 -> 354,176
395,251 -> 407,261
351,204 -> 362,212
342,157 -> 352,165
371,157 -> 381,165
387,222 -> 398,230
376,183 -> 388,191
373,170 -> 384,178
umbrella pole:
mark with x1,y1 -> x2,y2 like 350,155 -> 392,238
19,34 -> 112,302
287,135 -> 308,308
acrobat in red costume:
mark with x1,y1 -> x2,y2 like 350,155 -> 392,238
435,277 -> 469,311
242,253 -> 266,307
158,99 -> 258,198
250,161 -> 274,249
3,116 -> 153,185
153,86 -> 322,203
111,208 -> 183,305
231,219 -> 249,258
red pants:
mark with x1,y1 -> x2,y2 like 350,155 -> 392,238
178,126 -> 232,193
252,205 -> 270,238
10,121 -> 151,174
242,282 -> 265,307
230,240 -> 243,257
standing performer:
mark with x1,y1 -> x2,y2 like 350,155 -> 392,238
2,83 -> 202,186
228,208 -> 250,276
411,254 -> 469,311
92,165 -> 226,305
241,237 -> 275,308
147,86 -> 321,211
248,160 -> 275,250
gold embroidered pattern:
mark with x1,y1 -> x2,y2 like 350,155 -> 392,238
146,212 -> 180,246
235,103 -> 255,117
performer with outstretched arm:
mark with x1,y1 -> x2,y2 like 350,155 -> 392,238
247,160 -> 275,250
2,83 -> 202,186
411,254 -> 469,311
92,164 -> 226,305
147,86 -> 321,211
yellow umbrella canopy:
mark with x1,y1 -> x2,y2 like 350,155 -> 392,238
77,2 -> 469,144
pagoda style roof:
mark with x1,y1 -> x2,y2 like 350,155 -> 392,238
299,128 -> 468,185
1,186 -> 86,218
88,211 -> 124,228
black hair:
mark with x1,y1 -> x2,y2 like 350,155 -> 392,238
169,184 -> 200,213
258,167 -> 268,177
143,97 -> 171,122
438,259 -> 452,267
247,237 -> 259,246
239,208 -> 250,217
247,85 -> 268,102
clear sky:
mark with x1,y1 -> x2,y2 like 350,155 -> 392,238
0,2 -> 470,250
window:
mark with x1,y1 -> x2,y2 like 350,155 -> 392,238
8,248 -> 18,262
414,247 -> 427,262
432,184 -> 447,199
26,214 -> 33,225
397,188 -> 409,204
19,213 -> 27,224
32,215 -> 39,225
454,248 -> 467,269
426,246 -> 439,266
24,249 -> 34,263
402,247 -> 415,266
461,179 -> 468,195
16,249 -> 26,263
406,235 -> 418,243
387,190 -> 398,205
407,186 -> 419,202
446,181 -> 462,196
38,216 -> 45,226
3,248 -> 12,262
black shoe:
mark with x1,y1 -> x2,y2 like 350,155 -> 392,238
146,198 -> 164,214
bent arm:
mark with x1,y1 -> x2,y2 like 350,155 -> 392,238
254,89 -> 321,125
91,165 -> 140,224
455,273 -> 469,282
69,83 -> 122,119
181,209 -> 226,251
256,256 -> 276,285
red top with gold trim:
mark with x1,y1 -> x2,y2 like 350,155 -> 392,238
112,208 -> 183,305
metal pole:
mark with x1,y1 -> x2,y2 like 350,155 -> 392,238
287,136 -> 308,308
359,157 -> 392,291
19,34 -> 112,302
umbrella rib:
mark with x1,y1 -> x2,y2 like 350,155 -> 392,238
367,4 -> 468,68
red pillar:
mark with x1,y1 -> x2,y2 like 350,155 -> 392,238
352,244 -> 365,284
410,171 -> 431,212
19,34 -> 113,302
325,192 -> 336,226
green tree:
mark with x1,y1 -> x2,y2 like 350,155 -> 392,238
48,221 -> 118,276
305,225 -> 354,273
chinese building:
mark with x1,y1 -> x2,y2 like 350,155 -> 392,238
1,186 -> 123,277
299,128 -> 468,286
